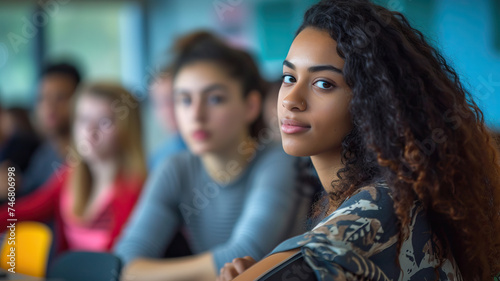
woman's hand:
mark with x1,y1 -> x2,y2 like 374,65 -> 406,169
217,256 -> 257,281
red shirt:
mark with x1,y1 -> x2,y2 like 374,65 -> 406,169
0,167 -> 143,253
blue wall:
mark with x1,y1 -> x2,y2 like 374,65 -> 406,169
146,0 -> 500,128
1,0 -> 498,147
433,0 -> 500,130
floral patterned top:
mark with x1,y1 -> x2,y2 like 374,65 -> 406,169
269,183 -> 463,281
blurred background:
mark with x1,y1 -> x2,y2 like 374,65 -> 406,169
1,0 -> 499,155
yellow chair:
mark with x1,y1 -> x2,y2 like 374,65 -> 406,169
0,221 -> 52,277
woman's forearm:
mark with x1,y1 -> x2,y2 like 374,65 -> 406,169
232,249 -> 299,281
121,252 -> 217,281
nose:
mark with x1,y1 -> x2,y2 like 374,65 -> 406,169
84,120 -> 100,135
78,120 -> 101,144
282,84 -> 307,111
192,97 -> 206,122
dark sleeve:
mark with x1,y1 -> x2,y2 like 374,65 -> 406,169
0,133 -> 40,172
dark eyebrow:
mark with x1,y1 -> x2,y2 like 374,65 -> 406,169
308,65 -> 343,74
283,60 -> 295,70
201,84 -> 227,95
174,84 -> 227,96
283,60 -> 343,74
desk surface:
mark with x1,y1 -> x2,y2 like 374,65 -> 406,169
0,269 -> 62,281
0,273 -> 39,280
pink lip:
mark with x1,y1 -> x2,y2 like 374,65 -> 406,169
192,129 -> 210,141
280,118 -> 311,134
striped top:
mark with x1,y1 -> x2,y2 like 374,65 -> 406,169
114,144 -> 312,270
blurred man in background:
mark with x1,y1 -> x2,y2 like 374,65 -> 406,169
0,106 -> 40,173
0,106 -> 41,199
20,62 -> 81,196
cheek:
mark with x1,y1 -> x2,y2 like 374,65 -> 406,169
174,107 -> 189,131
100,130 -> 119,148
210,106 -> 245,131
73,125 -> 84,143
313,100 -> 352,145
59,99 -> 71,112
73,126 -> 91,156
37,103 -> 48,117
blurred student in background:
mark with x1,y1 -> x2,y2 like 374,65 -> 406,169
262,80 -> 282,144
0,106 -> 41,199
115,31 -> 312,281
0,82 -> 146,253
0,106 -> 41,173
148,70 -> 187,171
20,62 -> 81,196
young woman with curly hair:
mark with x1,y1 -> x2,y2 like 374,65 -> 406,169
217,0 -> 500,280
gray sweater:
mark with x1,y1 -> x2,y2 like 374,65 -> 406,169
114,144 -> 312,270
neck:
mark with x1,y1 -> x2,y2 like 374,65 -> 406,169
201,134 -> 257,184
310,149 -> 343,193
87,158 -> 119,189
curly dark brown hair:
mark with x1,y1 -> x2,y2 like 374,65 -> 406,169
299,1 -> 500,280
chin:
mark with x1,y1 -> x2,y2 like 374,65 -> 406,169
280,136 -> 313,157
188,143 -> 215,156
281,143 -> 312,157
79,153 -> 99,163
283,147 -> 312,157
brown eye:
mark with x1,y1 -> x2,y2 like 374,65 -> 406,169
282,75 -> 296,84
313,80 -> 334,90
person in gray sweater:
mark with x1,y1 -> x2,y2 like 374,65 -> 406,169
115,31 -> 314,281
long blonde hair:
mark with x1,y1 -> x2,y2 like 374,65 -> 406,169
69,82 -> 147,217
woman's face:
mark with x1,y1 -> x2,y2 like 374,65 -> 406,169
73,94 -> 119,162
278,27 -> 353,157
173,61 -> 259,155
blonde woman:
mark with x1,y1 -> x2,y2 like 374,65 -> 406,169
1,82 -> 147,252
